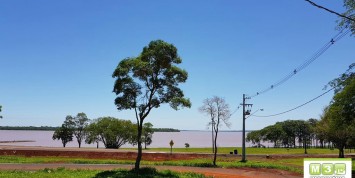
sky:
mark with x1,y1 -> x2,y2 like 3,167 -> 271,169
0,0 -> 354,131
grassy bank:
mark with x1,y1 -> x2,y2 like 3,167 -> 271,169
0,155 -> 306,174
128,147 -> 345,155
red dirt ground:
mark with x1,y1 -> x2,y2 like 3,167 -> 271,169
0,145 -> 303,178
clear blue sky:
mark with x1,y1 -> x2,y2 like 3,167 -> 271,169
0,0 -> 354,130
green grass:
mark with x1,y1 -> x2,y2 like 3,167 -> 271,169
0,149 -> 353,176
134,147 -> 344,154
0,155 -> 304,174
0,167 -> 209,178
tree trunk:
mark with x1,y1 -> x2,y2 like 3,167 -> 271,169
293,137 -> 296,148
213,129 -> 218,166
96,141 -> 99,149
338,145 -> 345,158
304,137 -> 307,154
78,140 -> 81,148
135,121 -> 143,171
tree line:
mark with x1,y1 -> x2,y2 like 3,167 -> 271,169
247,63 -> 355,158
0,126 -> 59,131
246,119 -> 324,149
52,113 -> 154,149
0,126 -> 178,132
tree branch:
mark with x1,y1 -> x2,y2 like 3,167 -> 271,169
305,0 -> 355,22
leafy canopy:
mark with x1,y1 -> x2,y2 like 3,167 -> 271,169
112,40 -> 191,120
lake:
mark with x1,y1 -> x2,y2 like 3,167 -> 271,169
0,130 -> 269,148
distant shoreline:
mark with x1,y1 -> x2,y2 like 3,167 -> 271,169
0,126 -> 255,132
0,140 -> 35,143
0,126 -> 180,132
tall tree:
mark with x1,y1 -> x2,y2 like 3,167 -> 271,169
199,96 -> 231,166
52,123 -> 73,147
112,40 -> 191,170
321,63 -> 355,157
142,122 -> 154,149
66,113 -> 90,148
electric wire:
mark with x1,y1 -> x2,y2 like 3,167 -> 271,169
230,106 -> 241,116
251,87 -> 335,118
249,28 -> 350,98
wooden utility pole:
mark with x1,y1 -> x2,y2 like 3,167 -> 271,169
241,94 -> 252,162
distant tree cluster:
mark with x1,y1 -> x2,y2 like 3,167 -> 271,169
246,119 -> 316,149
152,128 -> 180,132
52,113 -> 155,149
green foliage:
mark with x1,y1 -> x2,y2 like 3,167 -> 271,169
247,119 -> 313,149
85,117 -> 136,149
112,39 -> 191,169
0,168 -> 208,178
185,143 -> 190,148
338,0 -> 355,35
52,123 -> 73,147
65,112 -> 90,148
94,167 -> 207,178
319,63 -> 355,157
112,40 -> 191,113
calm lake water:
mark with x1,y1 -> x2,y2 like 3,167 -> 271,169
0,130 -> 268,148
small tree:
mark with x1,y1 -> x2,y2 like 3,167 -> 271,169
185,143 -> 190,149
0,105 -> 2,119
199,96 -> 231,166
112,40 -> 191,170
142,122 -> 154,149
66,113 -> 90,148
52,124 -> 73,147
169,140 -> 174,155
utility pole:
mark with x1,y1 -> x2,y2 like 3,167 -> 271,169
241,94 -> 252,162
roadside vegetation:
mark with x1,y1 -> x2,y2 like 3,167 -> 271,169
0,167 -> 208,178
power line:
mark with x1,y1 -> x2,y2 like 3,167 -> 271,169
251,87 -> 334,118
248,28 -> 350,98
305,0 -> 355,23
230,106 -> 241,116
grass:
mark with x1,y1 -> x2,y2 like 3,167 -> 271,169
0,147 -> 353,176
0,155 -> 305,173
0,167 -> 209,178
132,147 -> 345,155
